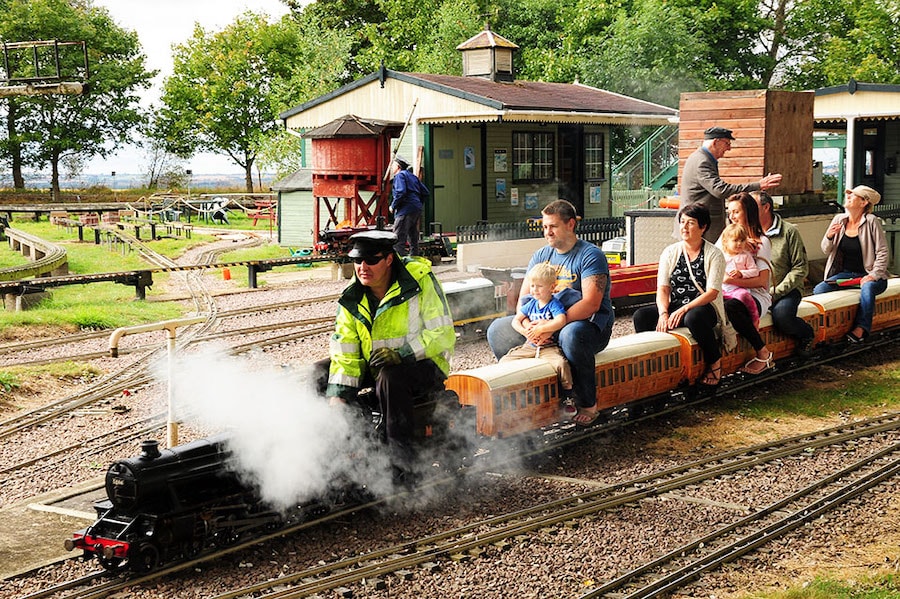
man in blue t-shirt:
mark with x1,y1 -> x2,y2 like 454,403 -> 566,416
389,155 -> 430,256
487,200 -> 614,425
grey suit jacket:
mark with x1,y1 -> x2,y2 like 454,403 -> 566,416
680,147 -> 760,242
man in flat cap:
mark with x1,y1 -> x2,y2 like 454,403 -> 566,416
389,155 -> 430,256
680,126 -> 783,242
323,229 -> 455,482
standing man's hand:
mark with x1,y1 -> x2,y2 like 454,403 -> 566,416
759,173 -> 782,190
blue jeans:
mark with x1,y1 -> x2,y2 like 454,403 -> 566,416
813,272 -> 888,333
771,288 -> 813,342
486,316 -> 612,409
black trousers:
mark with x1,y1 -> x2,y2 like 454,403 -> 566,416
314,358 -> 444,447
633,303 -> 720,365
724,298 -> 765,351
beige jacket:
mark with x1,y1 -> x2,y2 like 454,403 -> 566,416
820,213 -> 889,280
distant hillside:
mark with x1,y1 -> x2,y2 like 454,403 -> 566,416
4,172 -> 278,191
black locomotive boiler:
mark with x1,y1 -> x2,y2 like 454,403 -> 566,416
65,435 -> 285,572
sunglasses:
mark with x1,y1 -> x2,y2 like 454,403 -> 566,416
351,254 -> 387,265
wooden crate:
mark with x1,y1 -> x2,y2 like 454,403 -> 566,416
678,90 -> 814,194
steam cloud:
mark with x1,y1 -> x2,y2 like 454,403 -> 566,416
157,348 -> 393,511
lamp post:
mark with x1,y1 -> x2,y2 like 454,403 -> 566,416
111,171 -> 116,201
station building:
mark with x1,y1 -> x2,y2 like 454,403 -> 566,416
276,27 -> 677,248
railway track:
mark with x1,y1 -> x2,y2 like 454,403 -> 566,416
0,292 -> 341,365
42,412 -> 893,599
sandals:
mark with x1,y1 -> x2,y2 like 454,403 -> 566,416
574,409 -> 600,427
699,363 -> 722,387
742,351 -> 774,375
846,328 -> 868,344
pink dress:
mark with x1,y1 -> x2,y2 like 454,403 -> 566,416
722,251 -> 760,325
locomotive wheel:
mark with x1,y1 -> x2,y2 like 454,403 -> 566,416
132,542 -> 160,572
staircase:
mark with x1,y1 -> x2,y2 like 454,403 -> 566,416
612,125 -> 679,191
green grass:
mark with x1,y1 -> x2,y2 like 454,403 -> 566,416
1,218 -> 198,330
2,361 -> 103,381
0,371 -> 20,392
747,572 -> 900,598
219,244 -> 292,262
708,364 -> 900,421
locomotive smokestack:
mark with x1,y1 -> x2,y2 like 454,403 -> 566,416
140,440 -> 161,460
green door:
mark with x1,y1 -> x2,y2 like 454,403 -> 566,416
431,124 -> 483,235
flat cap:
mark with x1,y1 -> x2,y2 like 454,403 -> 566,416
393,155 -> 410,169
704,126 -> 735,140
348,230 -> 397,258
846,185 -> 881,205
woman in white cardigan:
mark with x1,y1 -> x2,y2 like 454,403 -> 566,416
633,203 -> 726,386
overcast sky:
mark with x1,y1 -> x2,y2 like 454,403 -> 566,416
88,0 -> 293,175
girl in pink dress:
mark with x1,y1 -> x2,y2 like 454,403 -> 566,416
720,223 -> 760,325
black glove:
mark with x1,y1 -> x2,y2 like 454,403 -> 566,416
370,347 -> 402,371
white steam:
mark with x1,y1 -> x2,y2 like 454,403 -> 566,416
158,348 -> 392,510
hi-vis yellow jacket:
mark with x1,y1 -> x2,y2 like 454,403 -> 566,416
326,256 -> 455,401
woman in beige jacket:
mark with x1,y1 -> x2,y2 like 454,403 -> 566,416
813,185 -> 889,342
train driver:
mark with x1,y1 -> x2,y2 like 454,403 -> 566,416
486,199 -> 614,426
324,230 -> 456,476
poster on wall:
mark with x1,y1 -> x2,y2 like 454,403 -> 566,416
590,185 -> 603,204
495,178 -> 506,201
494,149 -> 507,172
464,146 -> 475,170
525,193 -> 538,210
511,188 -> 519,206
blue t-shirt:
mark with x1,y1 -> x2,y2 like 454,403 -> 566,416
527,239 -> 613,331
519,296 -> 567,347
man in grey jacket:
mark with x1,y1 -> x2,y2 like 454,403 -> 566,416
680,126 -> 782,242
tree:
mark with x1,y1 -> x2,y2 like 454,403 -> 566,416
0,0 -> 154,197
580,0 -> 711,108
158,13 -> 310,192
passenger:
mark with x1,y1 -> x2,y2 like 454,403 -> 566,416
813,185 -> 889,343
720,223 -> 760,325
680,126 -> 782,242
486,199 -> 614,425
720,192 -> 774,374
752,190 -> 814,355
323,230 -> 455,476
633,203 -> 725,387
498,262 -> 574,413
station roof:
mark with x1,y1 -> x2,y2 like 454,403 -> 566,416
280,67 -> 678,129
814,81 -> 900,125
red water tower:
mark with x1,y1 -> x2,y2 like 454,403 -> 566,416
303,115 -> 404,248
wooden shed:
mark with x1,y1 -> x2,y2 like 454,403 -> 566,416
678,90 -> 815,194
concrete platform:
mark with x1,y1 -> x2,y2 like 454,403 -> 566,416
1,479 -> 106,580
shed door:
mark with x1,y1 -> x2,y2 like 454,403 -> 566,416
856,121 -> 884,192
432,124 -> 483,235
558,125 -> 584,215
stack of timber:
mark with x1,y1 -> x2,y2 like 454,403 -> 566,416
678,90 -> 815,195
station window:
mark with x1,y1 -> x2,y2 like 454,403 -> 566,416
585,133 -> 606,180
513,131 -> 554,182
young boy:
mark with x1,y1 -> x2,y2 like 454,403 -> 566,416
499,262 -> 574,414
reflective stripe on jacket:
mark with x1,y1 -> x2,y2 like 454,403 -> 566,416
326,256 -> 455,401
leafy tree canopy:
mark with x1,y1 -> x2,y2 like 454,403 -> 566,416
0,0 -> 154,197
